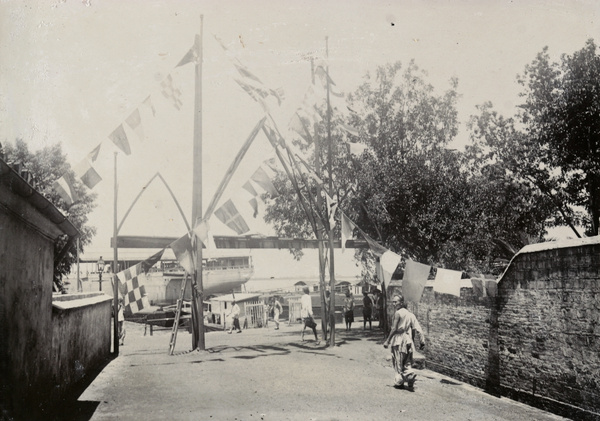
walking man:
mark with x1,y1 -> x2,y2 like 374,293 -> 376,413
383,294 -> 425,390
272,297 -> 283,330
300,287 -> 319,344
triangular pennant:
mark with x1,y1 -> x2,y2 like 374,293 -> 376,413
125,108 -> 145,142
192,219 -> 216,250
324,192 -> 338,230
108,124 -> 131,155
341,212 -> 357,253
87,143 -> 101,162
242,180 -> 258,197
73,158 -> 102,189
140,249 -> 165,274
52,174 -> 77,206
402,259 -> 431,303
176,40 -> 199,67
170,234 -> 194,274
380,250 -> 402,285
250,167 -> 278,196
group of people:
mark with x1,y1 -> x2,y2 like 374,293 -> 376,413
225,287 -> 426,391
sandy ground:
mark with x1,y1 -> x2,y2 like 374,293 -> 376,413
73,319 -> 567,421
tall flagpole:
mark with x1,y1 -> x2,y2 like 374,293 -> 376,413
325,36 -> 337,347
113,151 -> 120,355
191,16 -> 205,351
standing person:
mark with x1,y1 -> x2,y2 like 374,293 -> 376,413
300,287 -> 319,343
362,290 -> 373,330
383,294 -> 425,390
343,289 -> 355,331
374,290 -> 384,328
272,297 -> 283,330
117,298 -> 126,346
227,300 -> 242,334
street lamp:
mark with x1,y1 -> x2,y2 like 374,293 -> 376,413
97,256 -> 105,292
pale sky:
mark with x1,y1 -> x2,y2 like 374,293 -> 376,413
1,0 -> 598,262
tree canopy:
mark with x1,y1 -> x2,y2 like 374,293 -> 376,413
4,139 -> 97,289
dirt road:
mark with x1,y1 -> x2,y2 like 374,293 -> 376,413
74,320 -> 566,421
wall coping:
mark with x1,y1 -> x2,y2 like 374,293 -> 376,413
52,292 -> 113,311
517,236 -> 600,255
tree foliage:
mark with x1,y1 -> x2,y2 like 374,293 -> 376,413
4,139 -> 97,288
468,39 -> 600,238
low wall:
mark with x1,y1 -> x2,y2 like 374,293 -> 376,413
50,293 -> 113,406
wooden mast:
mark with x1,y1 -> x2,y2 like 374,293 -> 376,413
191,16 -> 205,351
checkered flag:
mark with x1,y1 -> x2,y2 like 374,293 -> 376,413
116,249 -> 164,313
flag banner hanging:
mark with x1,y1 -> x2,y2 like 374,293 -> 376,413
117,249 -> 164,313
324,192 -> 338,230
108,124 -> 131,155
214,199 -> 250,235
250,167 -> 278,196
347,142 -> 368,156
193,219 -> 216,250
433,267 -> 463,297
242,180 -> 258,196
234,62 -> 263,83
88,143 -> 101,162
471,278 -> 484,297
485,279 -> 498,297
289,112 -> 312,143
235,78 -> 270,111
380,250 -> 401,285
402,259 -> 431,303
73,158 -> 102,189
263,156 -> 278,172
340,123 -> 359,137
249,197 -> 259,218
341,212 -> 357,253
143,95 -> 156,117
363,233 -> 388,257
125,108 -> 145,142
314,64 -> 336,87
52,175 -> 77,206
176,41 -> 199,67
160,74 -> 183,110
170,234 -> 194,274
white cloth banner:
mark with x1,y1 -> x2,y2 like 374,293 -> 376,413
380,250 -> 401,286
402,259 -> 431,303
433,267 -> 463,297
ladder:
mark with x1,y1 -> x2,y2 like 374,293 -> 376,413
168,274 -> 188,355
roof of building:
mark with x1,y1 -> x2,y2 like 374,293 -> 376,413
0,158 -> 78,239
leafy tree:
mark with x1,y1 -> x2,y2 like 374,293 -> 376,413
515,39 -> 600,235
4,139 -> 97,290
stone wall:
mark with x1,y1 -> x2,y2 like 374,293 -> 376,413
51,293 -> 113,404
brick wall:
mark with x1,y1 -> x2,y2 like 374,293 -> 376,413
492,240 -> 600,417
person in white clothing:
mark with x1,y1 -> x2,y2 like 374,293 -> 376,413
383,294 -> 425,390
300,287 -> 319,343
227,301 -> 242,334
272,297 -> 283,330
